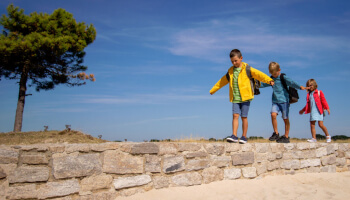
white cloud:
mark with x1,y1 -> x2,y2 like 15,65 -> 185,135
167,18 -> 349,62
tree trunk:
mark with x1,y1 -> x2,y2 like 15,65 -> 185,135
13,66 -> 28,132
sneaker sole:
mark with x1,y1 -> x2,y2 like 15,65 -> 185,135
239,140 -> 247,144
226,138 -> 238,143
276,140 -> 290,143
269,137 -> 278,141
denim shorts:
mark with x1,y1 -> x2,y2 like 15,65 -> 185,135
232,102 -> 251,117
271,102 -> 290,119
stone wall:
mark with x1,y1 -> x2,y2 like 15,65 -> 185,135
0,142 -> 349,199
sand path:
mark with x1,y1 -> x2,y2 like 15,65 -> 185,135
118,171 -> 350,200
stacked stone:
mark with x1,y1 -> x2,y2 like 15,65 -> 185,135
0,142 -> 349,199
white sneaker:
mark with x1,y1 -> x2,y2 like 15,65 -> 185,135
326,136 -> 331,143
307,138 -> 317,143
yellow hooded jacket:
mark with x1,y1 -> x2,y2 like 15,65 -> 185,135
210,62 -> 273,102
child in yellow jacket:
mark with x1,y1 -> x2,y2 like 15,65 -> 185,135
210,49 -> 274,143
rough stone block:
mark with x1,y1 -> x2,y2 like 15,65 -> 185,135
65,144 -> 91,153
158,143 -> 178,155
241,143 -> 254,152
21,154 -> 49,165
131,143 -> 159,154
326,144 -> 336,155
321,165 -> 336,173
0,179 -> 9,200
281,160 -> 300,170
345,152 -> 350,159
8,166 -> 49,183
113,175 -> 152,189
153,176 -> 170,189
338,143 -> 350,152
224,168 -> 241,180
171,172 -> 202,186
270,143 -> 284,153
254,163 -> 267,175
210,155 -> 231,168
302,150 -> 316,159
178,143 -> 201,152
145,155 -> 161,173
102,150 -> 143,174
256,153 -> 268,163
316,147 -> 327,157
242,167 -> 257,178
186,159 -> 210,171
53,153 -> 102,179
163,156 -> 185,173
204,143 -> 225,155
225,143 -> 241,152
321,155 -> 336,166
186,151 -> 208,158
38,179 -> 80,199
300,159 -> 321,168
80,174 -> 113,193
307,167 -> 321,173
7,184 -> 37,199
267,160 -> 280,171
267,153 -> 277,161
0,148 -> 18,164
255,143 -> 270,153
48,144 -> 66,153
284,144 -> 295,150
0,167 -> 6,179
202,166 -> 223,184
90,142 -> 119,152
296,143 -> 310,150
231,152 -> 254,165
336,157 -> 346,166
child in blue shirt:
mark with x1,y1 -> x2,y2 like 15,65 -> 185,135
260,62 -> 306,143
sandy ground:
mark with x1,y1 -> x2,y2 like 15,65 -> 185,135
118,172 -> 350,200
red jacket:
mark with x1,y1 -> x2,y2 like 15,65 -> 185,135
301,89 -> 329,114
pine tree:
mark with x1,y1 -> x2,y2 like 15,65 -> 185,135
0,4 -> 97,132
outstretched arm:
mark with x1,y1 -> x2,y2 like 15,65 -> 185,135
250,67 -> 273,85
210,74 -> 229,95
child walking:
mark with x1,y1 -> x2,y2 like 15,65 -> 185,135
210,49 -> 274,144
299,79 -> 331,142
260,62 -> 306,143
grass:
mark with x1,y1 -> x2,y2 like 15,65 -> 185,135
1,131 -> 349,145
0,130 -> 107,145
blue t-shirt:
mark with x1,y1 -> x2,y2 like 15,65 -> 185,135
260,74 -> 301,103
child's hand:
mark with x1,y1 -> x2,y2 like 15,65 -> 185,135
270,81 -> 275,86
327,109 -> 330,115
300,86 -> 306,90
299,110 -> 304,115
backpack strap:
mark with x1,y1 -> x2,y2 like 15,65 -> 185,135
225,72 -> 230,81
246,65 -> 252,79
245,64 -> 256,94
279,73 -> 289,92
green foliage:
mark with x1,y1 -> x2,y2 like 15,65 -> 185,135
332,135 -> 349,140
249,136 -> 264,140
0,4 -> 96,90
316,134 -> 326,140
150,139 -> 160,142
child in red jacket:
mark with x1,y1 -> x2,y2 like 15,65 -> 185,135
299,79 -> 331,142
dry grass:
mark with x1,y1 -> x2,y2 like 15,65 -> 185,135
0,130 -> 107,145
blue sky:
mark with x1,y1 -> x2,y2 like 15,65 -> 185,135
1,0 -> 349,142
